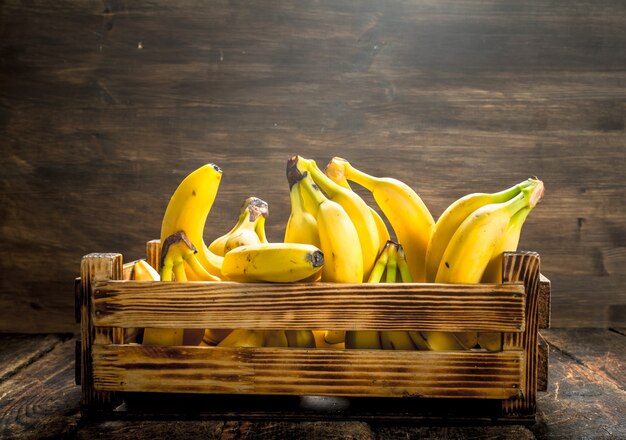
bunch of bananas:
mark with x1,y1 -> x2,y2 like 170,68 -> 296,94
422,177 -> 545,351
345,241 -> 424,350
129,157 -> 544,351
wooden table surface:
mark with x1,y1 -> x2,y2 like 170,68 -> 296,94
1,329 -> 624,439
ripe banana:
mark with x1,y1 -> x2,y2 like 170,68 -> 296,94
284,179 -> 321,249
160,164 -> 224,280
133,259 -> 184,346
264,330 -> 289,347
314,330 -> 345,349
425,180 -> 544,352
200,329 -> 233,346
221,242 -> 324,283
478,206 -> 533,351
324,160 -> 390,251
296,156 -> 381,281
435,181 -> 544,284
425,178 -> 537,282
132,259 -> 160,281
481,206 -> 532,284
285,330 -> 317,348
160,231 -> 217,282
294,164 -> 363,283
328,157 -> 434,282
346,242 -> 394,350
209,197 -> 269,256
379,242 -> 417,351
218,329 -> 265,347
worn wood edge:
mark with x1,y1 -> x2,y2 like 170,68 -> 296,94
80,253 -> 124,415
90,281 -> 526,332
80,392 -> 535,426
538,274 -> 551,329
501,251 -> 541,417
537,332 -> 548,392
92,344 -> 524,400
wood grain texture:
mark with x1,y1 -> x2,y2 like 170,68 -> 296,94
0,0 -> 624,331
0,333 -> 67,382
91,344 -> 523,399
532,329 -> 626,439
538,274 -> 551,329
0,339 -> 81,440
501,252 -> 541,417
0,332 -> 623,437
91,280 -> 526,331
80,253 -> 124,414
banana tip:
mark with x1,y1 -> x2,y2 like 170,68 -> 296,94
529,179 -> 545,208
308,250 -> 325,268
286,156 -> 305,189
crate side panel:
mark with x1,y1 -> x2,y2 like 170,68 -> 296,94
92,345 -> 523,400
91,281 -> 526,332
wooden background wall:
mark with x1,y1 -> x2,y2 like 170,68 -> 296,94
1,0 -> 624,332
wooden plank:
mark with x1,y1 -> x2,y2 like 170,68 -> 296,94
538,274 -> 551,329
92,344 -> 523,399
542,328 -> 625,390
537,332 -> 548,392
91,281 -> 526,332
0,334 -> 66,382
501,252 -> 541,417
80,253 -> 124,414
532,331 -> 626,439
0,339 -> 81,440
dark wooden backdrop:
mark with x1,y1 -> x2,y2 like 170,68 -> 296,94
1,0 -> 624,332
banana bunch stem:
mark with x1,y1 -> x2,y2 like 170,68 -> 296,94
347,241 -> 415,350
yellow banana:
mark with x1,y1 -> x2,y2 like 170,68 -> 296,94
160,231 -> 217,282
345,329 -> 381,349
379,242 -> 418,351
200,329 -> 233,346
151,232 -> 215,346
132,259 -> 160,281
264,330 -> 289,347
478,206 -> 533,351
295,164 -> 363,283
314,330 -> 345,349
221,242 -> 324,283
380,331 -> 417,350
435,181 -> 543,284
133,259 -> 184,346
346,242 -> 393,350
298,161 -> 365,345
218,329 -> 265,347
297,156 -> 381,281
284,179 -> 321,249
322,330 -> 346,346
209,197 -> 269,256
324,160 -> 391,256
160,164 -> 224,280
481,206 -> 532,284
425,180 -> 544,352
328,157 -> 434,282
285,330 -> 317,348
425,178 -> 537,282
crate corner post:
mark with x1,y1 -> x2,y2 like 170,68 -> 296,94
79,252 -> 124,416
501,251 -> 542,420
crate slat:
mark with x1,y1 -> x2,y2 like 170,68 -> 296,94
92,345 -> 523,400
91,281 -> 526,332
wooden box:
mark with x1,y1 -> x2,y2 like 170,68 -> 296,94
75,240 -> 551,423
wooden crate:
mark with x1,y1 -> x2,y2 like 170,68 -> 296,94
75,241 -> 551,423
